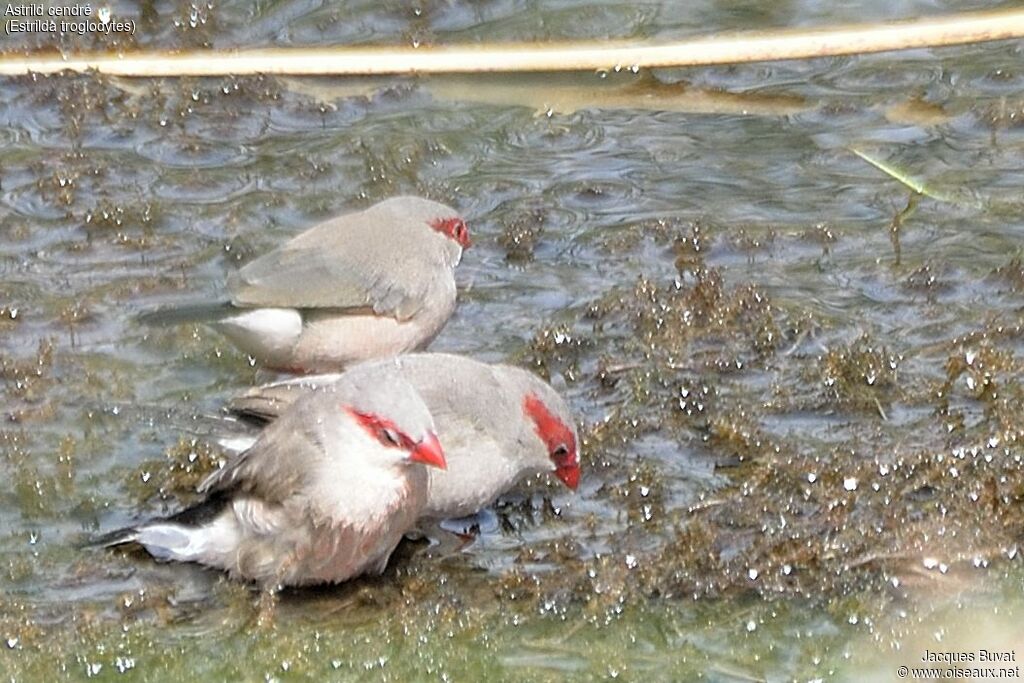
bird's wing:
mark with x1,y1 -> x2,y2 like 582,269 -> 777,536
226,217 -> 436,321
421,406 -> 511,518
198,409 -> 321,503
228,374 -> 341,423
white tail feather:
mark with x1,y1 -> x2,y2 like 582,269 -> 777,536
214,308 -> 303,366
216,434 -> 258,455
135,516 -> 238,563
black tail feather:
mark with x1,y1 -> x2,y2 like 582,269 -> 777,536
163,491 -> 232,527
137,301 -> 236,326
84,492 -> 232,550
226,401 -> 278,426
81,526 -> 139,549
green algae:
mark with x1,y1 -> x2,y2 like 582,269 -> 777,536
123,437 -> 226,510
498,209 -> 546,263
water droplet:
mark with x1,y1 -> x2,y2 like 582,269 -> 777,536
747,568 -> 759,581
807,473 -> 817,483
843,477 -> 857,491
746,620 -> 756,632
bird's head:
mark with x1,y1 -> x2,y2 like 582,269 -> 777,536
376,195 -> 470,264
341,376 -> 446,471
522,392 -> 580,490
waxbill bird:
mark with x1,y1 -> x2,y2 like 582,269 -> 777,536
141,196 -> 470,373
97,365 -> 447,587
222,353 -> 580,520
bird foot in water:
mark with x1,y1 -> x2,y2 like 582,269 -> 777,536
254,586 -> 279,628
438,508 -> 499,543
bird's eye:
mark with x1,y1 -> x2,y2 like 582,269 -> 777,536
378,427 -> 401,446
552,444 -> 569,458
456,223 -> 466,239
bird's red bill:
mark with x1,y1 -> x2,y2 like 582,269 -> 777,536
410,432 -> 447,470
555,464 -> 580,490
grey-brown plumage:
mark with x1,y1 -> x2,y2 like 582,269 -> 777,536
224,353 -> 580,520
141,196 -> 470,372
102,363 -> 447,587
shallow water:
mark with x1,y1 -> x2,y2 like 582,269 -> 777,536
3,1 -> 1024,680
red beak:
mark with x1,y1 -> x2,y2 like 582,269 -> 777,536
409,432 -> 446,470
555,464 -> 580,490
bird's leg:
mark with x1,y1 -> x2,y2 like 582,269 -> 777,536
438,515 -> 481,540
433,509 -> 500,550
254,584 -> 279,628
254,555 -> 294,628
